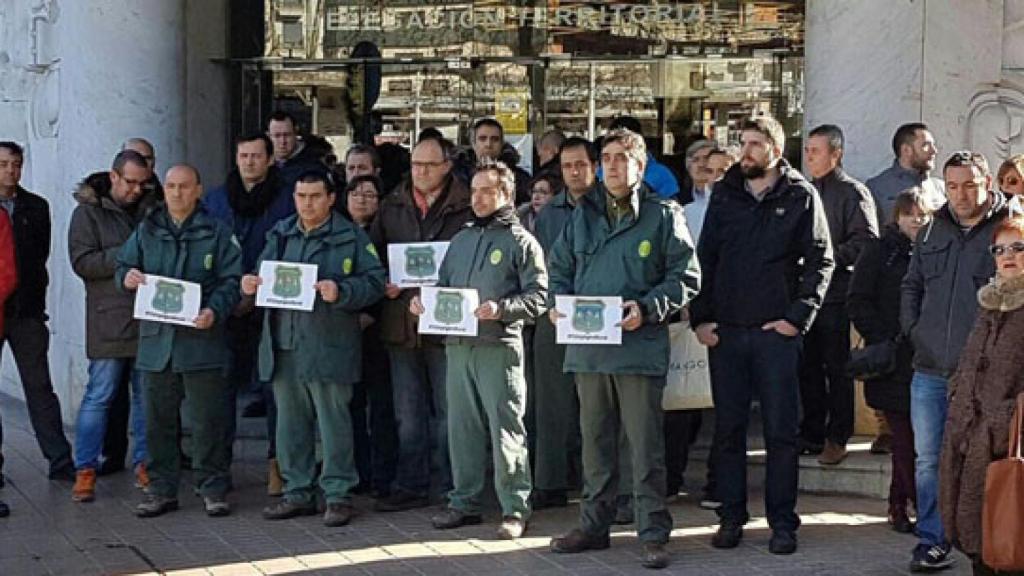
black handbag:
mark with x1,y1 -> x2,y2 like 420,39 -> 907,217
847,339 -> 898,380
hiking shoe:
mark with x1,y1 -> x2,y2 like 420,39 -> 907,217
134,464 -> 150,489
889,513 -> 915,534
818,440 -> 848,466
641,542 -> 670,569
263,499 -> 317,520
496,516 -> 527,539
204,495 -> 230,517
711,524 -> 743,549
550,528 -> 611,553
909,543 -> 954,572
267,459 -> 284,497
431,508 -> 482,530
135,493 -> 179,518
375,490 -> 429,512
768,530 -> 797,554
71,469 -> 97,503
324,502 -> 357,527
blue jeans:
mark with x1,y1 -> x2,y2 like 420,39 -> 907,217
389,345 -> 451,496
910,371 -> 948,547
74,359 -> 147,470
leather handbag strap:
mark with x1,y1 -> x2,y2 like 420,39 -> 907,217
1011,393 -> 1024,460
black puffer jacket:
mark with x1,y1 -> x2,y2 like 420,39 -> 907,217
847,225 -> 914,412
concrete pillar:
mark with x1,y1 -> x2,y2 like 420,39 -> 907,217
0,0 -> 229,422
805,0 -> 1004,182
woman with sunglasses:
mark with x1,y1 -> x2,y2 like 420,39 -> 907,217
938,214 -> 1024,576
849,187 -> 933,534
996,154 -> 1024,197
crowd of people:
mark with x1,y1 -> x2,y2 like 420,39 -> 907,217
0,110 -> 1022,574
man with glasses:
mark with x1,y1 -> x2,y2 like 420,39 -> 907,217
900,150 -> 1008,572
68,150 -> 160,502
370,135 -> 472,512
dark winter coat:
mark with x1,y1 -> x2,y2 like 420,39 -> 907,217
202,168 -> 294,273
900,192 -> 1009,378
847,225 -> 914,413
939,274 -> 1024,556
369,175 -> 472,347
689,160 -> 835,333
68,172 -> 158,358
0,209 -> 15,336
3,187 -> 50,321
812,167 -> 879,304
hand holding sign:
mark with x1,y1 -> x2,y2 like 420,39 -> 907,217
133,274 -> 202,327
555,295 -> 623,345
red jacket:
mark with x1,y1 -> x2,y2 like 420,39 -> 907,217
0,209 -> 16,335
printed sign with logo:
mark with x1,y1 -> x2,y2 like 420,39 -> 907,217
132,274 -> 202,327
256,260 -> 318,311
387,242 -> 450,288
418,286 -> 479,337
555,295 -> 623,345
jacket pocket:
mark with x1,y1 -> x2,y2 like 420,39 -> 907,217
918,240 -> 951,280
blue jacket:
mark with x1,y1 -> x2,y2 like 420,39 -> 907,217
202,176 -> 295,273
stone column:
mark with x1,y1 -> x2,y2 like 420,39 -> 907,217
805,0 -> 1004,182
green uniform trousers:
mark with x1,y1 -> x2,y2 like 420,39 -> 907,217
532,315 -> 580,491
143,368 -> 231,499
576,372 -> 672,543
272,351 -> 358,505
446,342 -> 531,519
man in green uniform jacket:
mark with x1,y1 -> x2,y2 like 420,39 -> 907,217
547,129 -> 701,570
410,159 -> 547,539
116,165 -> 242,518
245,170 -> 385,527
529,136 -> 598,510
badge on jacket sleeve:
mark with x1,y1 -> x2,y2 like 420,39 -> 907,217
638,240 -> 652,258
490,249 -> 503,266
204,253 -> 214,270
343,258 -> 353,275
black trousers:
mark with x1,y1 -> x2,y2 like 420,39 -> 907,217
799,303 -> 854,446
0,316 -> 73,475
664,409 -> 716,496
351,328 -> 397,493
710,325 -> 801,531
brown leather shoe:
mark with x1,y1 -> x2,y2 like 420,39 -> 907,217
818,440 -> 848,466
72,469 -> 96,503
324,502 -> 357,527
550,528 -> 611,553
641,543 -> 670,569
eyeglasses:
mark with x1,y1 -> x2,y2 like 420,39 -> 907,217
989,241 -> 1024,256
348,191 -> 378,201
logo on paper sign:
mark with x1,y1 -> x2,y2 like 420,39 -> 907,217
343,258 -> 353,275
272,265 -> 303,298
572,299 -> 606,334
638,240 -> 652,258
405,246 -> 437,278
434,290 -> 464,325
152,280 -> 185,314
489,249 -> 503,266
204,254 -> 214,270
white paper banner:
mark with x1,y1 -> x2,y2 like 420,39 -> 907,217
133,274 -> 202,327
255,260 -> 318,311
555,295 -> 623,345
388,242 -> 450,288
418,286 -> 479,337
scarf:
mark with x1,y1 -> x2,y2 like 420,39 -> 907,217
227,167 -> 281,217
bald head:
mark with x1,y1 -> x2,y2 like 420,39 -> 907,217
164,164 -> 203,222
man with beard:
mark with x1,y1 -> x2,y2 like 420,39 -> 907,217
691,116 -> 834,555
866,123 -> 945,221
203,132 -> 292,495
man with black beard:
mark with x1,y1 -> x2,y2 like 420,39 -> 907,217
691,116 -> 834,556
866,123 -> 945,222
203,132 -> 292,495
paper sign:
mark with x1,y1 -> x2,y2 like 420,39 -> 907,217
255,260 -> 318,311
555,295 -> 623,345
388,242 -> 450,288
133,275 -> 202,327
418,286 -> 479,337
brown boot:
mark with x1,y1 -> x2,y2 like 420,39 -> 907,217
72,469 -> 96,503
550,528 -> 610,553
267,458 -> 284,497
818,440 -> 848,465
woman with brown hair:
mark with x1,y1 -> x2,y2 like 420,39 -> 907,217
939,214 -> 1024,576
997,154 -> 1024,196
849,187 -> 933,533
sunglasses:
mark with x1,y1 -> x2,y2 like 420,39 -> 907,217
989,241 -> 1024,257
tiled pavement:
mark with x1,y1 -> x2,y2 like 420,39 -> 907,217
0,397 -> 970,576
